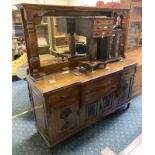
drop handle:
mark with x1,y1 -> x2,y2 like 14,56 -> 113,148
103,26 -> 108,29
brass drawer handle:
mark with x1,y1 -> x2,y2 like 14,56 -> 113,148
103,26 -> 108,29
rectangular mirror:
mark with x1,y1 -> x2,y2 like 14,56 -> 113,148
36,16 -> 87,66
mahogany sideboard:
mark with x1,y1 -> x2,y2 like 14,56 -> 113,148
16,3 -> 140,149
27,59 -> 138,148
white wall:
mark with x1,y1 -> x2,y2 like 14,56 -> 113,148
13,0 -> 117,9
13,0 -> 68,5
67,0 -> 120,6
13,0 -> 68,10
13,0 -> 118,6
13,0 -> 108,6
67,0 -> 97,6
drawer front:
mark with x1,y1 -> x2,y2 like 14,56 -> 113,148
119,79 -> 132,104
82,92 -> 97,104
81,81 -> 97,94
96,74 -> 120,89
81,81 -> 97,104
96,84 -> 118,98
93,25 -> 113,31
121,68 -> 136,80
49,86 -> 79,105
96,75 -> 119,96
93,30 -> 112,38
94,19 -> 113,25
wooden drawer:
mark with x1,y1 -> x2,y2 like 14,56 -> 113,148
82,92 -> 97,104
97,74 -> 120,97
121,68 -> 136,80
94,19 -> 113,25
81,81 -> 97,103
97,84 -> 118,99
93,25 -> 113,31
82,81 -> 97,94
96,75 -> 120,89
49,86 -> 79,105
93,30 -> 112,38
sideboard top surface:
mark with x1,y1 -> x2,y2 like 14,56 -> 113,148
27,48 -> 141,94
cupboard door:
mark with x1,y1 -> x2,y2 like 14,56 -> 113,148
46,85 -> 79,141
32,89 -> 47,134
97,91 -> 119,117
53,102 -> 78,139
119,65 -> 137,104
80,101 -> 98,126
85,102 -> 98,120
132,65 -> 142,97
111,90 -> 119,109
119,78 -> 133,104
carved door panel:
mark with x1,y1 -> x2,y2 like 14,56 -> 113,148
119,78 -> 133,104
53,102 -> 78,139
85,102 -> 98,120
98,93 -> 114,117
80,101 -> 98,126
111,90 -> 119,108
119,65 -> 137,104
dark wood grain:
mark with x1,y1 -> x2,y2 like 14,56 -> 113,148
16,3 -> 141,149
27,61 -> 138,148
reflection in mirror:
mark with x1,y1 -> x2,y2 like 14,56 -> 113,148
36,17 -> 50,54
35,16 -> 87,66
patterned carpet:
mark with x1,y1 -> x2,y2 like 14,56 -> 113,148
12,80 -> 142,155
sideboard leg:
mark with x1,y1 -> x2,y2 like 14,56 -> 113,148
127,102 -> 131,109
50,147 -> 54,154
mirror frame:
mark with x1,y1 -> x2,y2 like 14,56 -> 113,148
16,3 -> 130,79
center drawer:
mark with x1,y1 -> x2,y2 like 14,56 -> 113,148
95,75 -> 119,99
81,74 -> 120,104
96,74 -> 120,88
81,81 -> 97,94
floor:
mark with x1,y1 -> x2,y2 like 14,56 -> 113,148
119,134 -> 142,155
101,134 -> 142,155
12,80 -> 142,155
